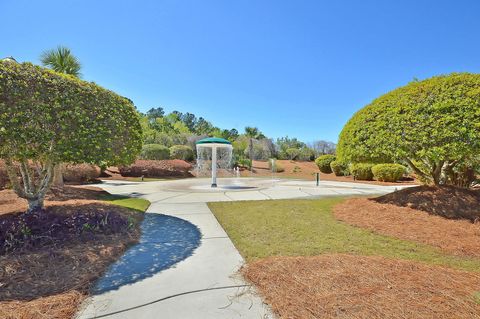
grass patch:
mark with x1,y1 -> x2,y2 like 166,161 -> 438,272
100,194 -> 150,212
209,198 -> 480,271
474,292 -> 480,304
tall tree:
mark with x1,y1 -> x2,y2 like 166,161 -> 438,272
40,46 -> 82,186
244,127 -> 264,166
40,46 -> 81,77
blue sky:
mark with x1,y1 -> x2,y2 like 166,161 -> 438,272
2,0 -> 480,143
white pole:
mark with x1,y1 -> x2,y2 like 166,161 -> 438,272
211,146 -> 217,187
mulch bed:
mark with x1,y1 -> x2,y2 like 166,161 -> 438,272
334,197 -> 480,257
0,187 -> 144,319
243,254 -> 480,319
374,185 -> 480,222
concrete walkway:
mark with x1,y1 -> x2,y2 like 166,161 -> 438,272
77,178 -> 411,319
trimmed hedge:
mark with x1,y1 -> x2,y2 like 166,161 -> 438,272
170,145 -> 194,161
330,160 -> 350,176
63,164 -> 101,184
315,155 -> 336,173
372,163 -> 406,182
350,163 -> 375,180
140,144 -> 170,160
119,160 -> 193,177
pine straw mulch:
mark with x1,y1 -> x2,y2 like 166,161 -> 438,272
243,254 -> 480,319
0,187 -> 144,319
333,193 -> 480,258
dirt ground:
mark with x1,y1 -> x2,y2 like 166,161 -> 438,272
242,160 -> 416,185
0,187 -> 144,319
243,254 -> 480,319
334,197 -> 480,258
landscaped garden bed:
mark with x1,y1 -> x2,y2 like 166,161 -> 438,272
209,197 -> 480,319
0,186 -> 149,319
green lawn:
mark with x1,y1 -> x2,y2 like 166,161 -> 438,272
209,198 -> 480,271
100,194 -> 150,213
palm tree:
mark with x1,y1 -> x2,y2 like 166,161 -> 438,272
40,46 -> 82,77
40,46 -> 82,186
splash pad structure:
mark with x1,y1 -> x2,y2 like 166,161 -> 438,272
196,137 -> 233,188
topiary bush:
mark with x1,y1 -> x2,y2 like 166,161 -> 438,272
140,144 -> 170,160
315,155 -> 336,173
330,160 -> 350,176
63,164 -> 101,184
350,163 -> 375,180
372,163 -> 406,182
169,145 -> 194,161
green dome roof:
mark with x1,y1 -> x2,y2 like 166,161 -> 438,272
196,137 -> 232,145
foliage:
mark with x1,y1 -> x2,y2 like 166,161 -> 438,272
329,160 -> 349,176
237,158 -> 252,169
268,159 -> 285,173
285,148 -> 301,160
0,61 -> 142,211
372,164 -> 406,182
315,155 -> 336,173
350,163 -> 375,180
310,140 -> 336,156
169,145 -> 194,161
140,144 -> 170,160
40,46 -> 81,77
63,164 -> 101,183
276,136 -> 306,159
209,199 -> 480,270
337,73 -> 480,186
119,160 -> 192,178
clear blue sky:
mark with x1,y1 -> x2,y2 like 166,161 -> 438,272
2,0 -> 480,143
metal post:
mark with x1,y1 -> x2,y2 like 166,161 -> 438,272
316,172 -> 319,186
211,146 -> 217,187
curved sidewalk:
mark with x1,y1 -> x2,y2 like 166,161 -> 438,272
77,178 -> 411,319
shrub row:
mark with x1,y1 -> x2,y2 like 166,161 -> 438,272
371,163 -> 406,182
119,160 -> 193,178
140,144 -> 195,161
330,160 -> 350,176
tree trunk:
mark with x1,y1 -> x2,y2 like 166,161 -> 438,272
52,163 -> 64,187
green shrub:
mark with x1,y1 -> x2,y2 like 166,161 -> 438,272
63,164 -> 101,183
140,144 -> 170,160
170,145 -> 194,161
268,159 -> 285,173
238,158 -> 252,169
350,163 -> 375,180
372,163 -> 406,182
315,155 -> 336,173
330,160 -> 350,176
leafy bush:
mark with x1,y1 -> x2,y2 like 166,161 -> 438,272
350,163 -> 375,180
237,158 -> 252,169
170,145 -> 194,161
330,160 -> 350,176
63,164 -> 101,184
0,160 -> 8,189
285,148 -> 301,160
337,73 -> 480,186
119,160 -> 192,177
268,159 -> 285,173
372,163 -> 406,182
315,155 -> 336,173
140,144 -> 170,160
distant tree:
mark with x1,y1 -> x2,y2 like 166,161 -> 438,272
180,112 -> 197,131
41,46 -> 82,186
146,107 -> 165,120
195,117 -> 214,135
276,136 -> 306,159
310,140 -> 336,156
40,46 -> 81,77
244,127 -> 265,165
0,61 -> 142,212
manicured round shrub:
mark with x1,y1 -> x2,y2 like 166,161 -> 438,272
350,163 -> 375,180
372,163 -> 406,182
337,73 -> 480,186
63,164 -> 101,184
330,160 -> 350,176
140,144 -> 170,160
170,145 -> 194,161
315,155 -> 336,173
